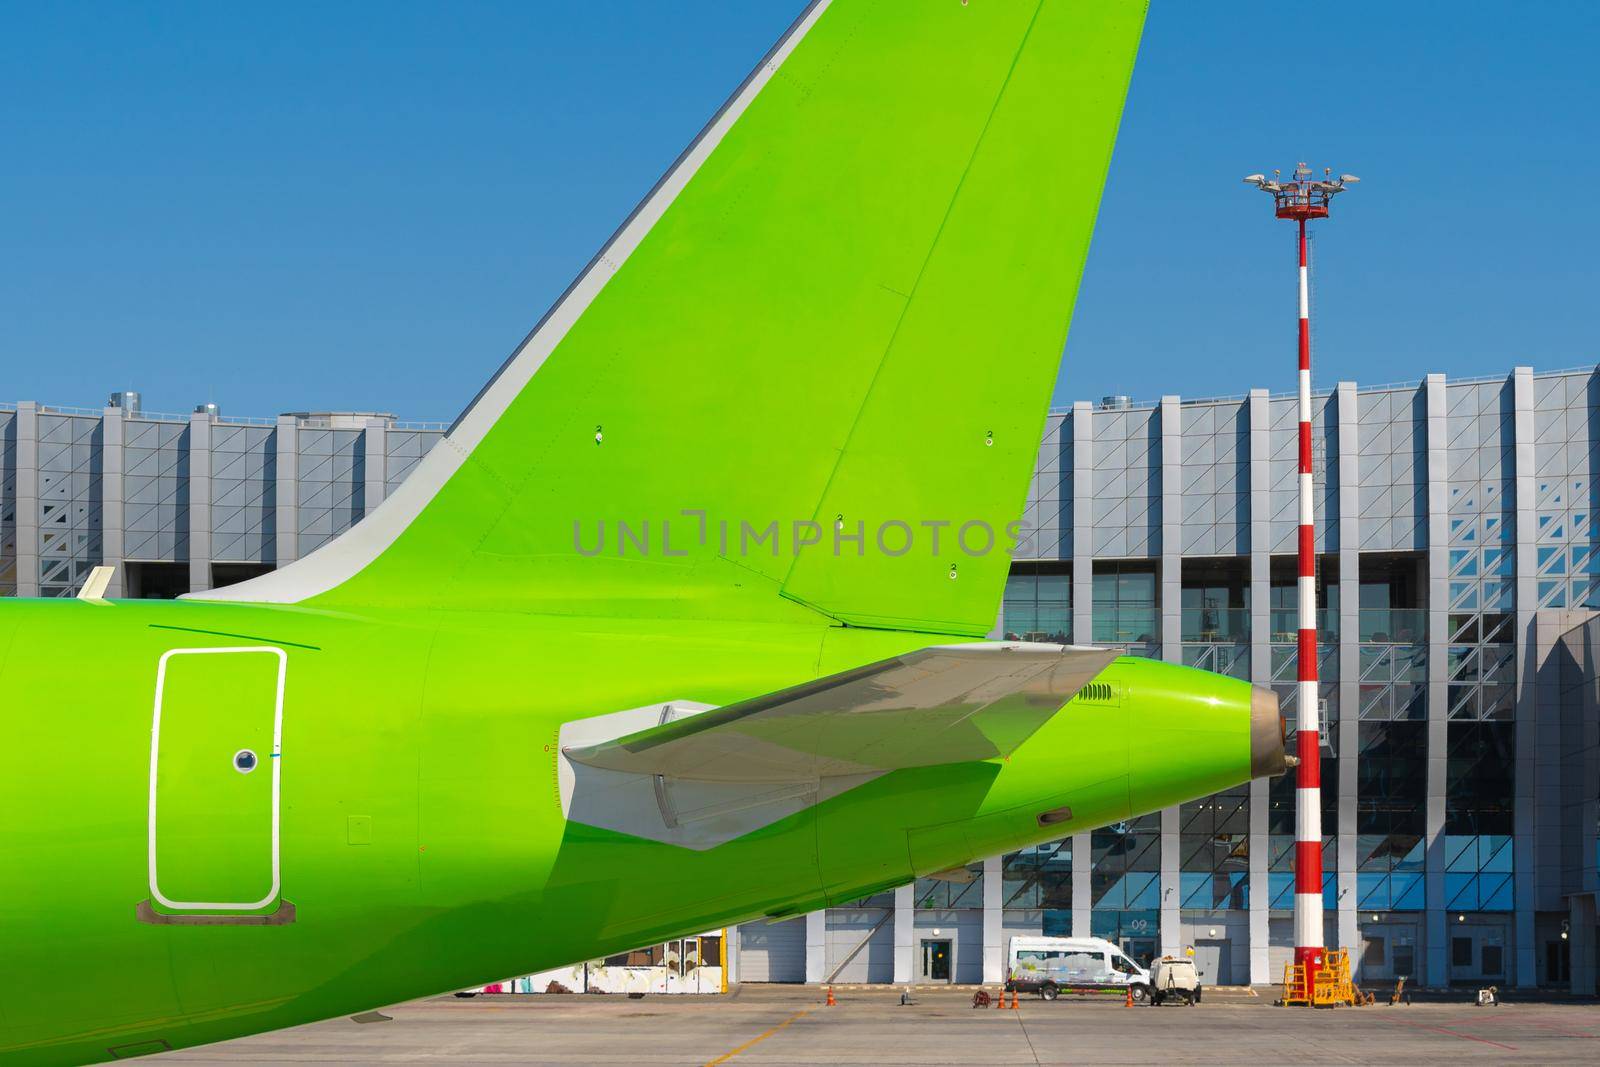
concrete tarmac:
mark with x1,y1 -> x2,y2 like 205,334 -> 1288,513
161,986 -> 1600,1065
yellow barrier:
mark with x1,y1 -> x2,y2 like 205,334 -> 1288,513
1281,949 -> 1365,1007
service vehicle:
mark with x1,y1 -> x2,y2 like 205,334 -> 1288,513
1149,956 -> 1202,1005
1005,936 -> 1151,1003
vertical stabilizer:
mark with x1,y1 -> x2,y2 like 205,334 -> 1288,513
195,0 -> 1147,633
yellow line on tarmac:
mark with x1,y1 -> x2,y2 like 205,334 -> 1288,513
704,1009 -> 810,1066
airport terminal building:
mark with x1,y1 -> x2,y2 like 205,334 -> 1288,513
3,364 -> 1596,993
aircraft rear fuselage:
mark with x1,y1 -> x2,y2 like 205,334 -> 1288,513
0,596 -> 1263,1064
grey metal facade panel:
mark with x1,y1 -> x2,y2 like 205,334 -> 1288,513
297,428 -> 364,558
1071,402 -> 1094,647
0,411 -> 17,596
101,409 -> 125,597
123,418 -> 189,563
211,424 -> 276,563
1356,386 -> 1427,552
1177,399 -> 1249,557
823,908 -> 894,984
35,413 -> 103,597
1334,382 -> 1360,959
1017,413 -> 1067,560
384,431 -> 442,496
1264,393 -> 1338,554
188,414 -> 212,592
1423,374 -> 1449,988
1089,407 -> 1160,559
1511,368 -> 1538,987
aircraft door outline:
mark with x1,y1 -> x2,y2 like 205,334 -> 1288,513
147,646 -> 287,912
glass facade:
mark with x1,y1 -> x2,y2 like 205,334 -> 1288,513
1002,840 -> 1071,936
914,864 -> 985,910
1001,563 -> 1070,643
1090,815 -> 1160,951
1356,721 -> 1426,911
1181,789 -> 1250,910
1092,563 -> 1157,650
1444,721 -> 1515,912
1181,559 -> 1251,679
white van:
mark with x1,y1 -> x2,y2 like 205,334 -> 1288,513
1005,936 -> 1151,1003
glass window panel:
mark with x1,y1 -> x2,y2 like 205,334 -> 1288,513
1382,876 -> 1420,908
1391,873 -> 1424,911
1480,613 -> 1514,643
1037,574 -> 1070,603
1483,580 -> 1515,610
1397,651 -> 1428,683
1356,834 -> 1389,871
1119,571 -> 1155,602
1480,873 -> 1514,911
1445,835 -> 1478,873
1479,835 -> 1513,873
1445,873 -> 1477,911
1126,872 -> 1159,909
1003,574 -> 1036,602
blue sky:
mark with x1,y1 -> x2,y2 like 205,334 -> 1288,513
2,2 -> 1596,419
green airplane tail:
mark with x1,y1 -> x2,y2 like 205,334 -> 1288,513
197,0 -> 1147,636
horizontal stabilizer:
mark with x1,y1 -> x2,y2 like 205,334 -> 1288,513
563,643 -> 1118,783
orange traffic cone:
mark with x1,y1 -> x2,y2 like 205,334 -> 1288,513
825,985 -> 836,1007
1010,989 -> 1019,1010
994,987 -> 1004,1010
1124,986 -> 1134,1008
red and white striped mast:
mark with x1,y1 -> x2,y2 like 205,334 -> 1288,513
1244,163 -> 1358,1000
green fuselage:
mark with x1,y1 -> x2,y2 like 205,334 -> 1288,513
0,597 -> 1253,1065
